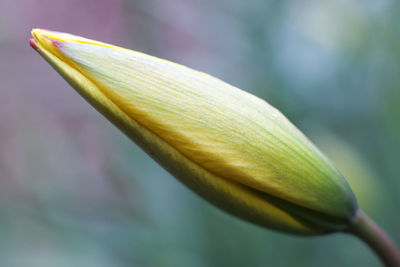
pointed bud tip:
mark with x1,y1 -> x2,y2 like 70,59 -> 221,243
31,28 -> 59,44
29,38 -> 38,50
30,28 -> 67,57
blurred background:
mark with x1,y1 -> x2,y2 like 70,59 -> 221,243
0,0 -> 399,266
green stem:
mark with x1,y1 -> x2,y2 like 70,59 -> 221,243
348,210 -> 400,267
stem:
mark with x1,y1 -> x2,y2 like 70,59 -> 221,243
348,210 -> 400,267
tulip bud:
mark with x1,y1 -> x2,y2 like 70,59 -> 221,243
30,29 -> 358,235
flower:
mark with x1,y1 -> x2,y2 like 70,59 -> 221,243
30,29 -> 358,235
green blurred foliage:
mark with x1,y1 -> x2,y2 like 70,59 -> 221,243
0,0 -> 398,266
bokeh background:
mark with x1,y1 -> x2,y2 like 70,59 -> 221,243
0,0 -> 399,266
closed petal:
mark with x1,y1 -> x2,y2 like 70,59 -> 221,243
31,29 -> 358,234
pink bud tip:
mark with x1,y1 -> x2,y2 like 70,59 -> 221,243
29,38 -> 38,50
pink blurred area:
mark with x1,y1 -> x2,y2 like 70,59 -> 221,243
0,0 -> 128,214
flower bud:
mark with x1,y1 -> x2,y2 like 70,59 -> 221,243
30,29 -> 358,235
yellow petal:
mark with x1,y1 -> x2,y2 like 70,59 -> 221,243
31,29 -> 358,234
